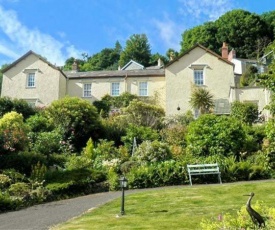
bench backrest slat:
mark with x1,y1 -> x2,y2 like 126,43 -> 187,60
187,163 -> 222,185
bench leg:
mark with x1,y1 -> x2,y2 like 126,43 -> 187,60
189,174 -> 192,186
218,174 -> 222,184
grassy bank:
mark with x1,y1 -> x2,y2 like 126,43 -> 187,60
51,180 -> 275,229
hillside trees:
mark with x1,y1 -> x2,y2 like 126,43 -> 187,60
119,34 -> 151,67
181,22 -> 218,53
181,9 -> 273,58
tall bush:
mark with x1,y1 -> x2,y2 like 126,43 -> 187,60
45,97 -> 102,152
186,114 -> 245,158
0,111 -> 29,154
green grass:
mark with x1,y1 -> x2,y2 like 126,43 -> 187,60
51,180 -> 275,230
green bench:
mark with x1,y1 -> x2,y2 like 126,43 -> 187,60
187,163 -> 222,186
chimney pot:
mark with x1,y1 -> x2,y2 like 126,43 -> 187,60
72,59 -> 78,72
222,42 -> 228,59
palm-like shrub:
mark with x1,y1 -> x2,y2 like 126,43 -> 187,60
189,87 -> 214,115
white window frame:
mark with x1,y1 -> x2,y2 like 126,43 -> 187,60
111,82 -> 120,96
139,81 -> 148,96
83,83 -> 92,97
27,73 -> 35,88
194,69 -> 204,86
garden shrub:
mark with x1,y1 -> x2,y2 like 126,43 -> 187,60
30,162 -> 47,183
120,161 -> 140,174
2,169 -> 27,184
160,124 -> 187,147
0,151 -> 47,176
0,192 -> 23,212
121,124 -> 159,153
45,96 -> 102,152
107,168 -> 120,191
101,117 -> 126,146
133,140 -> 172,163
0,174 -> 11,189
121,99 -> 165,129
8,182 -> 30,196
31,130 -> 62,156
231,101 -> 259,125
26,112 -> 54,133
65,154 -> 92,170
47,153 -> 67,168
186,114 -> 245,158
201,202 -> 275,229
0,111 -> 29,154
45,168 -> 107,197
94,139 -> 120,161
126,160 -> 187,189
0,97 -> 36,120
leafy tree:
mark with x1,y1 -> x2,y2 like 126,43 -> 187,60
258,41 -> 275,115
260,10 -> 275,38
62,57 -> 85,71
166,48 -> 179,61
230,101 -> 259,125
186,114 -> 246,158
149,53 -> 168,66
181,22 -> 218,53
0,111 -> 29,154
180,10 -> 272,59
215,9 -> 271,58
45,97 -> 102,152
81,45 -> 121,71
189,87 -> 214,115
119,34 -> 151,67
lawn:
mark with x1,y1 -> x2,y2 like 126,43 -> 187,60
51,180 -> 275,229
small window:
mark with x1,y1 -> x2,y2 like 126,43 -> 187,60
139,82 -> 148,96
111,82 -> 120,96
194,70 -> 204,86
83,83 -> 92,97
27,73 -> 35,88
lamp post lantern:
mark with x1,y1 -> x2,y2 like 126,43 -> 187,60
119,176 -> 128,215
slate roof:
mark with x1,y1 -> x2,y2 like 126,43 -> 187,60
213,98 -> 231,114
165,44 -> 234,67
64,69 -> 164,79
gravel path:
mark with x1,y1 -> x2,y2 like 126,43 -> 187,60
0,191 -> 123,230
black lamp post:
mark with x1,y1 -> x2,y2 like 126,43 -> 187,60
119,176 -> 128,215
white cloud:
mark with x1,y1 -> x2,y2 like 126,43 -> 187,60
0,5 -> 83,65
178,0 -> 232,21
152,15 -> 182,52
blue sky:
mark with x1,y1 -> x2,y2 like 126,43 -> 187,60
0,0 -> 274,66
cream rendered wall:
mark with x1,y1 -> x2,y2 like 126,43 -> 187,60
67,77 -> 125,103
165,47 -> 235,116
233,87 -> 271,119
1,54 -> 64,106
67,75 -> 166,109
125,76 -> 166,109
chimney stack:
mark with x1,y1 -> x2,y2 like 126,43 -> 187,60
158,58 -> 163,67
228,49 -> 236,61
72,59 -> 78,72
221,42 -> 228,59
